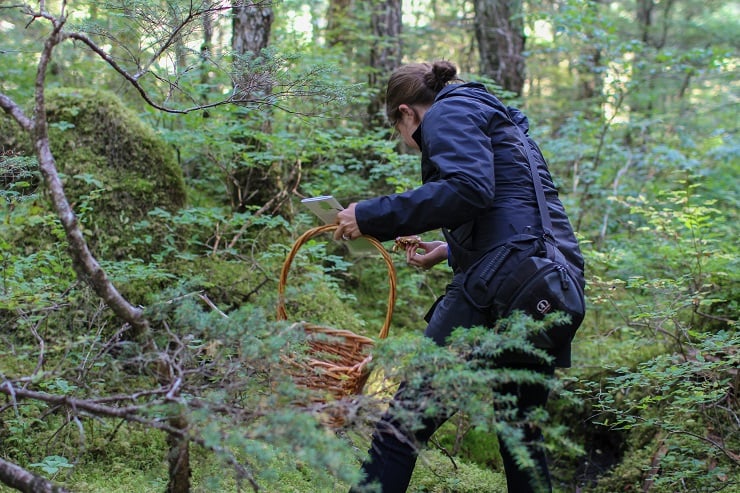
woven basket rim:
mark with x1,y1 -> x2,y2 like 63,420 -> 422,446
276,224 -> 397,340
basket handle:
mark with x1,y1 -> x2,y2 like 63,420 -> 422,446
276,224 -> 397,340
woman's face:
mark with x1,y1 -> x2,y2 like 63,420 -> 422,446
394,104 -> 423,150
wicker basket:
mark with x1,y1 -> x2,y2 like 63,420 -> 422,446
276,224 -> 397,404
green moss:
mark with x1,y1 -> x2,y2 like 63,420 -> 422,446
459,428 -> 502,470
409,448 -> 507,493
0,113 -> 27,152
169,256 -> 268,308
1,88 -> 187,260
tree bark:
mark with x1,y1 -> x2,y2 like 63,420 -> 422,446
0,458 -> 70,493
232,0 -> 274,103
574,0 -> 605,116
232,1 -> 274,58
326,0 -> 354,48
201,10 -> 214,87
637,0 -> 654,44
367,0 -> 403,127
633,0 -> 656,118
474,0 -> 526,96
166,415 -> 191,493
230,1 -> 278,212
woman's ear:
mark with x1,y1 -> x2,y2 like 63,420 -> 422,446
398,104 -> 418,123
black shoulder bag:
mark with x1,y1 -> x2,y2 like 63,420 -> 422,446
460,121 -> 586,354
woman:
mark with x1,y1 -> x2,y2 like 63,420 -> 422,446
334,61 -> 584,493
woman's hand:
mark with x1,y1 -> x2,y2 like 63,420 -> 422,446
334,203 -> 362,241
405,241 -> 448,270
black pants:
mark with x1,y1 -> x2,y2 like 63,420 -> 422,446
350,274 -> 555,493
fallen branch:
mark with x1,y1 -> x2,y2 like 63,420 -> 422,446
0,383 -> 183,436
0,457 -> 70,493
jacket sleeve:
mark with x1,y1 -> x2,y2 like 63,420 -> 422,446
355,96 -> 496,242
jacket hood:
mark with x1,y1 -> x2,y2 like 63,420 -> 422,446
437,82 -> 531,134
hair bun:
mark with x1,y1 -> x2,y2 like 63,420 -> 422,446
424,60 -> 458,92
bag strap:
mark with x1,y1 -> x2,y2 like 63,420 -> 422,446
507,115 -> 587,289
445,105 -> 555,268
504,107 -> 554,240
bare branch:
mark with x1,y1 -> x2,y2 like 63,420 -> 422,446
133,2 -> 213,80
33,134 -> 149,333
29,320 -> 46,379
62,22 -> 344,117
66,31 -> 189,114
198,293 -> 230,318
13,13 -> 150,335
0,376 -> 267,490
0,383 -> 183,436
58,30 -> 277,116
0,457 -> 70,493
0,93 -> 33,131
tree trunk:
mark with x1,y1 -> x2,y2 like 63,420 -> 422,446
200,9 -> 214,98
230,1 -> 277,212
326,0 -> 354,48
0,458 -> 70,493
231,1 -> 274,103
474,0 -> 526,96
232,2 -> 273,57
632,0 -> 656,118
367,0 -> 403,127
637,0 -> 654,44
573,0 -> 605,117
166,415 -> 191,493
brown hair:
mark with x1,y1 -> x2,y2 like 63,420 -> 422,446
385,60 -> 462,124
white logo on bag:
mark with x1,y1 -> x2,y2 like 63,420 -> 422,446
536,299 -> 552,314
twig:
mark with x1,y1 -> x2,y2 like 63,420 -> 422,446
429,436 -> 458,470
0,93 -> 33,131
1,380 -> 20,417
29,320 -> 46,379
166,378 -> 183,400
241,277 -> 270,303
0,384 -> 184,436
196,293 -> 227,318
694,306 -> 736,324
90,323 -> 132,366
226,162 -> 301,250
666,429 -> 740,466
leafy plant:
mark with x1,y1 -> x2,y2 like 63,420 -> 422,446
29,455 -> 74,476
586,330 -> 739,492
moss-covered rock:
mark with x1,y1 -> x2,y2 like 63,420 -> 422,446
1,87 -> 186,259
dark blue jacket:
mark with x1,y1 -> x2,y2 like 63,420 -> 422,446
356,82 -> 584,278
